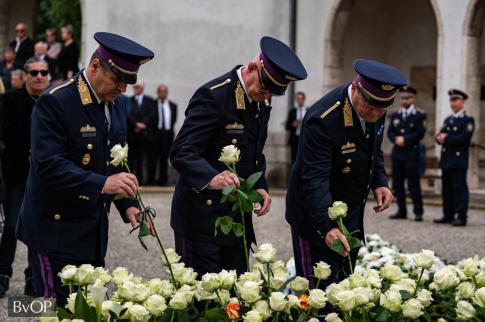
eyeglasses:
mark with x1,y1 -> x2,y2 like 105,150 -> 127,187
28,70 -> 49,77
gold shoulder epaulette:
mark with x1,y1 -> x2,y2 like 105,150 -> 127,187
49,79 -> 74,94
210,78 -> 231,90
320,101 -> 341,119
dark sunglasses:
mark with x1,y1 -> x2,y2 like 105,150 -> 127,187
28,70 -> 49,77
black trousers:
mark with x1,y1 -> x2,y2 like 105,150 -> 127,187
148,129 -> 173,185
289,137 -> 299,165
391,156 -> 423,216
128,137 -> 148,184
442,169 -> 469,222
291,229 -> 358,290
28,248 -> 104,307
175,234 -> 247,277
0,182 -> 31,280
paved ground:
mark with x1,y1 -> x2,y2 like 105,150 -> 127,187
1,191 -> 484,320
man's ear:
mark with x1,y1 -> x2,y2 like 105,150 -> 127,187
247,61 -> 258,72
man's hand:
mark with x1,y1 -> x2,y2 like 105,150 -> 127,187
436,133 -> 447,144
373,187 -> 393,212
136,122 -> 147,130
208,170 -> 240,190
103,172 -> 139,198
254,189 -> 271,217
395,136 -> 405,147
325,228 -> 350,257
292,120 -> 300,128
126,207 -> 155,236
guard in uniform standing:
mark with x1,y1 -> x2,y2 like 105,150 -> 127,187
286,59 -> 406,289
15,32 -> 154,305
170,36 -> 307,276
387,86 -> 426,221
434,89 -> 474,227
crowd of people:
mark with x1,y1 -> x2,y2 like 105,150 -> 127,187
0,26 -> 475,309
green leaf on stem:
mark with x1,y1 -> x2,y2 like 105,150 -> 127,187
399,290 -> 412,301
375,308 -> 390,322
218,216 -> 234,235
222,185 -> 235,196
204,307 -> 227,320
330,239 -> 346,255
233,223 -> 244,237
138,236 -> 148,251
57,307 -> 73,319
113,194 -> 125,200
241,198 -> 254,213
246,171 -> 262,190
236,189 -> 249,200
348,236 -> 362,250
247,190 -> 263,203
74,290 -> 97,321
231,203 -> 239,211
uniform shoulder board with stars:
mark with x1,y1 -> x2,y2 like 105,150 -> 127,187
49,78 -> 74,94
77,76 -> 93,106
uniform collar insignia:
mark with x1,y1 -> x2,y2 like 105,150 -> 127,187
341,142 -> 356,150
225,122 -> 245,130
343,97 -> 353,127
77,75 -> 93,106
235,81 -> 246,110
80,124 -> 96,132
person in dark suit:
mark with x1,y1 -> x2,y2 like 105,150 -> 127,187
285,91 -> 308,164
286,59 -> 406,290
15,32 -> 154,306
387,86 -> 426,221
0,47 -> 22,91
128,82 -> 154,184
9,23 -> 35,68
0,56 -> 50,298
57,25 -> 80,80
434,89 -> 474,227
34,41 -> 60,81
170,36 -> 307,276
149,84 -> 177,185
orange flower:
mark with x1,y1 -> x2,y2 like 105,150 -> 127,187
225,303 -> 241,320
299,294 -> 309,309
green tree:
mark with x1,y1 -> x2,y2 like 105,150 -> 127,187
36,0 -> 81,44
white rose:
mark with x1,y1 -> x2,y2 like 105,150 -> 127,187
269,292 -> 287,311
326,283 -> 347,305
58,265 -> 77,284
475,271 -> 485,287
112,267 -> 132,286
118,280 -> 137,301
216,289 -> 230,305
219,270 -> 237,290
414,250 -> 435,269
308,289 -> 327,309
314,261 -> 332,280
159,280 -> 176,298
238,271 -> 262,284
254,243 -> 277,263
101,300 -> 122,318
364,269 -> 382,289
380,289 -> 402,313
66,293 -> 76,313
348,274 -> 367,288
75,264 -> 96,285
128,304 -> 150,322
380,265 -> 405,282
147,278 -> 163,295
416,289 -> 433,307
270,261 -> 288,275
336,290 -> 355,312
144,294 -> 167,316
392,278 -> 416,294
132,283 -> 150,303
401,298 -> 424,319
352,287 -> 372,307
92,267 -> 111,286
289,276 -> 309,292
308,319 -> 319,322
325,312 -> 343,322
456,300 -> 476,320
270,272 -> 290,291
169,291 -> 188,310
171,263 -> 198,285
178,285 -> 195,303
285,294 -> 299,312
160,248 -> 181,266
254,300 -> 271,319
433,266 -> 460,291
243,309 -> 262,322
457,282 -> 476,299
237,281 -> 261,304
473,287 -> 485,308
194,281 -> 216,301
462,257 -> 480,278
110,144 -> 129,167
218,145 -> 240,165
201,273 -> 222,292
120,302 -> 133,319
328,201 -> 348,220
437,319 -> 448,322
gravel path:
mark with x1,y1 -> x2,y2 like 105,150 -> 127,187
1,191 -> 484,320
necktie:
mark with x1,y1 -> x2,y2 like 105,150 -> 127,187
161,101 -> 165,130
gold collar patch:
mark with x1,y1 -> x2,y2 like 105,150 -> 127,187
235,81 -> 246,110
343,97 -> 353,127
77,76 -> 93,106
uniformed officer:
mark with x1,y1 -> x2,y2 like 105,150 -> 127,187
16,32 -> 154,305
387,86 -> 426,221
434,89 -> 474,227
170,36 -> 307,276
286,59 -> 406,289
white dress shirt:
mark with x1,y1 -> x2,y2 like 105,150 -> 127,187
157,99 -> 171,130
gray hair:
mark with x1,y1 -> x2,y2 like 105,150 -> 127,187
23,56 -> 48,72
11,69 -> 24,80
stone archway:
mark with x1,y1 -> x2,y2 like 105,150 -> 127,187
323,0 -> 442,155
463,0 -> 485,188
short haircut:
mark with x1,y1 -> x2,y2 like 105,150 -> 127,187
61,25 -> 74,36
296,91 -> 306,99
46,28 -> 57,35
89,50 -> 111,71
23,56 -> 48,71
11,69 -> 24,80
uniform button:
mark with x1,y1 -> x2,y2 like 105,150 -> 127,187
231,138 -> 238,145
363,198 -> 366,204
255,160 -> 259,166
54,214 -> 61,221
346,159 -> 352,164
370,170 -> 373,175
443,148 -> 446,152
400,129 -> 405,133
87,144 -> 93,150
367,184 -> 370,189
106,161 -> 110,166
206,199 -> 213,206
371,156 -> 374,161
366,134 -> 370,139
107,140 -> 111,145
456,152 -> 460,156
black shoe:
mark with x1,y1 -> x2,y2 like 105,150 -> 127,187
389,213 -> 407,219
415,216 -> 423,222
452,218 -> 467,227
24,277 -> 35,297
433,217 -> 453,224
0,275 -> 10,298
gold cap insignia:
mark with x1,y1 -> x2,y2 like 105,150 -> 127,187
77,76 -> 93,106
381,84 -> 395,91
235,81 -> 246,110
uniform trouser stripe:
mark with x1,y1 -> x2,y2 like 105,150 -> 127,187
298,237 -> 315,288
38,254 -> 56,298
